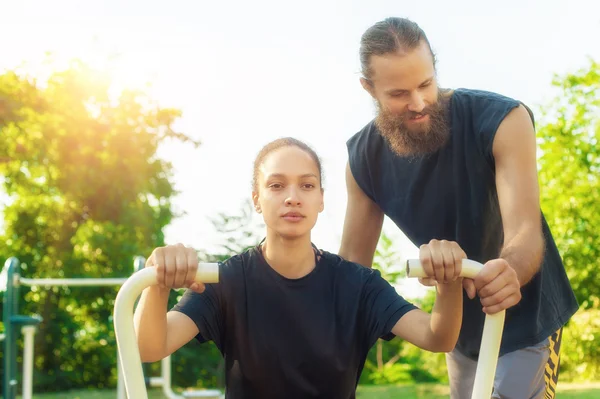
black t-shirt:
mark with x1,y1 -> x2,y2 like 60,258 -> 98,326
171,245 -> 417,398
346,88 -> 578,359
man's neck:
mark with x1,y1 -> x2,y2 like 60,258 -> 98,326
440,88 -> 454,108
261,234 -> 316,279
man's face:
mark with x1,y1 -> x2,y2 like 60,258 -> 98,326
362,42 -> 450,156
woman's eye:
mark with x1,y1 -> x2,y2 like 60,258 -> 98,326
303,184 -> 315,189
269,183 -> 282,189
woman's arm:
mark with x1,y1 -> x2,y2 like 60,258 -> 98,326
392,239 -> 466,352
391,281 -> 463,352
133,244 -> 206,363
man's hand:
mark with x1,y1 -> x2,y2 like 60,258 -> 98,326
474,258 -> 521,314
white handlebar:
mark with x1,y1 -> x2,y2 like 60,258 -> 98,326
406,258 -> 505,399
113,264 -> 219,399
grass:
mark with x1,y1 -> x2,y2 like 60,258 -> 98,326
19,383 -> 600,398
356,382 -> 600,398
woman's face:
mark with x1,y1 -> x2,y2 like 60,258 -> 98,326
253,146 -> 324,240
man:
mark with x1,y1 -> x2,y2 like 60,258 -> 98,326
339,17 -> 578,399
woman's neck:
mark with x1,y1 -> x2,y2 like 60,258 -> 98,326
261,234 -> 316,279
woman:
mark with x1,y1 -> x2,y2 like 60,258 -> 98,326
134,137 -> 465,398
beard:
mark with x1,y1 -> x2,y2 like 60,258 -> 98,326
374,92 -> 450,157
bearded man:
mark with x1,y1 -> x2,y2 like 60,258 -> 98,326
339,17 -> 578,399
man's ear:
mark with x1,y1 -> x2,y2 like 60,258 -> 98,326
360,77 -> 376,98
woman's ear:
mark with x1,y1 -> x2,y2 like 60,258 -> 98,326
252,192 -> 262,213
319,188 -> 324,213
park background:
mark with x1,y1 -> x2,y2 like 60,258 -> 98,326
1,0 -> 599,397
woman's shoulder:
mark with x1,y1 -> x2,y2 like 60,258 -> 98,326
214,245 -> 261,276
318,250 -> 384,279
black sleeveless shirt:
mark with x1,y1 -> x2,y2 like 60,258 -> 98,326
346,88 -> 578,359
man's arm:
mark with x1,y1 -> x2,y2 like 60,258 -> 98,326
493,104 -> 544,286
338,162 -> 384,267
472,104 -> 544,314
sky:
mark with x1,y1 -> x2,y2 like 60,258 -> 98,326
1,0 -> 599,297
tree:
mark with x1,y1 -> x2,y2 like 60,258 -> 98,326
537,58 -> 599,309
202,199 -> 265,261
0,59 -> 199,391
536,58 -> 599,380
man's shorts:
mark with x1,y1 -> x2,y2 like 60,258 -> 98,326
446,328 -> 563,399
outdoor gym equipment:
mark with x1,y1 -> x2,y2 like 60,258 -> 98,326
115,258 -> 504,399
2,255 -> 213,399
121,257 -> 222,399
1,256 -> 130,399
1,257 -> 43,399
114,263 -> 220,399
407,258 -> 505,399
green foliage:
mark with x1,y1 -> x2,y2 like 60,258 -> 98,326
536,58 -> 600,380
371,233 -> 404,284
201,199 -> 264,262
360,232 -> 404,385
12,384 -> 600,399
560,306 -> 600,382
0,59 -> 199,392
367,363 -> 413,385
537,58 -> 600,310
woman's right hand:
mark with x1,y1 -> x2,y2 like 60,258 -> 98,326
146,243 -> 206,293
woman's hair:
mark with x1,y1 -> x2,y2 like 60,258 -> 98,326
252,137 -> 323,191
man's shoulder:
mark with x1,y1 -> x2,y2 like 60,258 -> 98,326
452,88 -> 530,129
452,88 -> 521,109
346,119 -> 387,162
347,119 -> 382,146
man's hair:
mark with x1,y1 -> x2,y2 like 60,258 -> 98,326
360,17 -> 436,81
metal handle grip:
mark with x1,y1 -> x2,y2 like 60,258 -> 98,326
406,258 -> 504,399
113,264 -> 219,399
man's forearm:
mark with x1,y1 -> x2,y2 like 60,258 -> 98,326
500,228 -> 545,286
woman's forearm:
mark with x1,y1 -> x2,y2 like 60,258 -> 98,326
133,286 -> 171,362
429,280 -> 463,351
